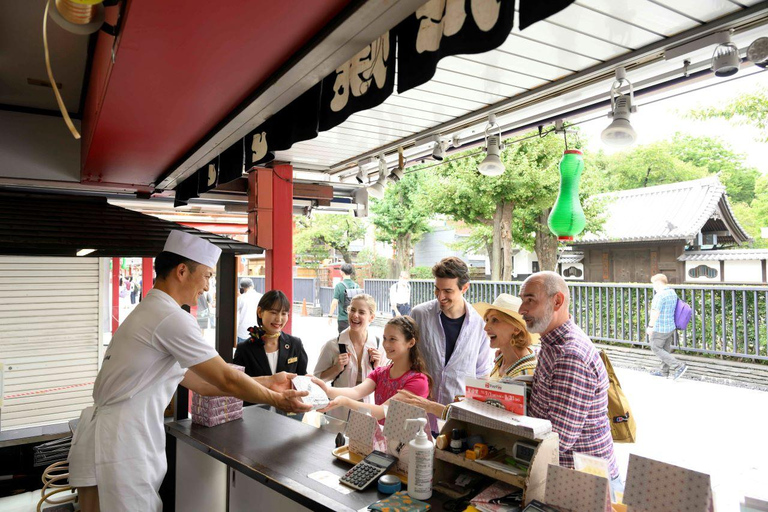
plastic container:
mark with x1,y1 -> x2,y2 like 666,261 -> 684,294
405,418 -> 433,500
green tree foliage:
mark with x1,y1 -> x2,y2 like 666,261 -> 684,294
409,266 -> 434,279
687,87 -> 768,142
354,248 -> 390,279
589,134 -> 761,204
426,128 -> 602,277
731,175 -> 768,249
666,133 -> 760,204
587,142 -> 708,193
293,216 -> 329,268
450,224 -> 493,261
588,134 -> 765,247
683,93 -> 768,249
293,213 -> 366,264
370,172 -> 432,273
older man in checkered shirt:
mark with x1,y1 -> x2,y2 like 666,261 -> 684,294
519,271 -> 621,498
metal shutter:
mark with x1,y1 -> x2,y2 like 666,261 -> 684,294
0,256 -> 102,431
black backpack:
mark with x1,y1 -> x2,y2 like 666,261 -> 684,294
342,281 -> 365,311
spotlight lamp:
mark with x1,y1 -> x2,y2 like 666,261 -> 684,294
388,168 -> 405,183
353,188 -> 369,218
367,157 -> 388,198
478,114 -> 505,176
355,165 -> 365,184
432,136 -> 445,161
601,67 -> 637,148
747,37 -> 768,69
367,176 -> 386,199
711,32 -> 740,77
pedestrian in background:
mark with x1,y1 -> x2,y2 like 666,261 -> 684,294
647,273 -> 688,380
327,263 -> 362,333
237,278 -> 262,343
389,270 -> 412,317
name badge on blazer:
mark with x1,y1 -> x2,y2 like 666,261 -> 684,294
287,357 -> 298,364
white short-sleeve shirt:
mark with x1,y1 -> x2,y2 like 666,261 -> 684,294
93,289 -> 219,407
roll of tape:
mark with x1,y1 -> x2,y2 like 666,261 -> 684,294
378,474 -> 402,494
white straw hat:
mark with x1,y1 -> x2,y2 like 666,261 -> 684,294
163,230 -> 221,269
473,293 -> 539,343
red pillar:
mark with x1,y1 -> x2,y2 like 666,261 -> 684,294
142,257 -> 153,298
248,165 -> 294,333
111,257 -> 120,335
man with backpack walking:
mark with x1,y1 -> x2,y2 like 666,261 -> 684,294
647,273 -> 688,380
328,263 -> 363,333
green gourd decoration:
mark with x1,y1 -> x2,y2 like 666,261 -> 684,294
548,149 -> 586,241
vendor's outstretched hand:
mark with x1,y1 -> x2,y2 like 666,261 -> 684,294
318,396 -> 347,414
265,372 -> 297,393
275,389 -> 312,413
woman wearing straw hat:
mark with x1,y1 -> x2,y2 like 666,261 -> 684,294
395,293 -> 537,418
475,294 -> 538,380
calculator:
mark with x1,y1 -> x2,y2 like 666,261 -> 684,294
339,450 -> 398,490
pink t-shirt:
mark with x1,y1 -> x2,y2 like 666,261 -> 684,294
367,365 -> 430,423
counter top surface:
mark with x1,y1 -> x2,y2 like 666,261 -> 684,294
166,406 -> 398,512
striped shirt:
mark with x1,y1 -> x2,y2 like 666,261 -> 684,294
528,318 -> 618,478
651,287 -> 678,333
490,351 -> 537,379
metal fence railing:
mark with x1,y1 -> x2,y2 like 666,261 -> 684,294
293,277 -> 317,304
319,287 -> 334,316
353,279 -> 768,362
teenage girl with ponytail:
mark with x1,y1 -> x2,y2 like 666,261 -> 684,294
313,316 -> 431,424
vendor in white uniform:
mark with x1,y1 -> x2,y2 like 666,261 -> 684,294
68,230 -> 311,512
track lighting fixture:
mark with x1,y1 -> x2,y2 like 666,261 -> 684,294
367,156 -> 388,198
478,114 -> 504,176
711,32 -> 740,77
601,67 -> 637,147
747,37 -> 768,69
432,135 -> 445,161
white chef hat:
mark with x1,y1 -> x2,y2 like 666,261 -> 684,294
163,230 -> 222,269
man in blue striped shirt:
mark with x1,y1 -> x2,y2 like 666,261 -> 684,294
647,274 -> 687,380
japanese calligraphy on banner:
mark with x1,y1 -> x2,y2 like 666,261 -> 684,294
319,31 -> 395,131
518,0 -> 575,30
172,0 -> 576,206
245,83 -> 322,169
198,161 -> 219,194
396,0 -> 515,94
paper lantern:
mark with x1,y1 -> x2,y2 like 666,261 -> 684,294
548,150 -> 586,241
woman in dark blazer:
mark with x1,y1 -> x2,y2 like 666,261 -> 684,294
234,290 -> 308,407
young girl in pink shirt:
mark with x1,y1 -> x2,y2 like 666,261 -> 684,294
313,316 -> 431,424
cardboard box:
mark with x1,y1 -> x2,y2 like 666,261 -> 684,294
434,398 -> 559,505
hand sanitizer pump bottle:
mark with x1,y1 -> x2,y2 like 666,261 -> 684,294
405,418 -> 433,500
